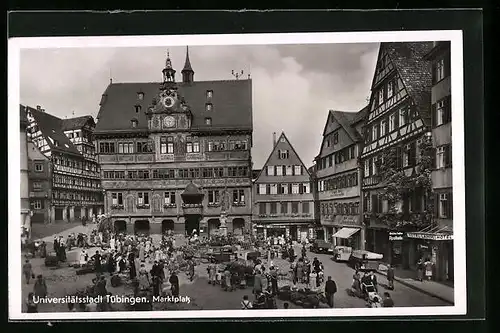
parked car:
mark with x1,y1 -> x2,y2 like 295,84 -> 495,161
310,240 -> 334,254
348,250 -> 383,271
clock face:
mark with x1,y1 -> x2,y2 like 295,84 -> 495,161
163,116 -> 176,128
163,96 -> 175,108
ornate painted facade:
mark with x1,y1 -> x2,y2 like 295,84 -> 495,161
252,132 -> 315,241
360,42 -> 434,267
314,107 -> 367,249
94,48 -> 253,236
23,105 -> 103,224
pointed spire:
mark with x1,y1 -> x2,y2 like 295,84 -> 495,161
165,49 -> 173,69
182,46 -> 194,83
162,49 -> 176,83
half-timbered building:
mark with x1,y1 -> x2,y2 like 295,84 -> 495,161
252,132 -> 315,241
94,48 -> 253,236
315,107 -> 367,250
360,42 -> 434,268
24,105 -> 103,223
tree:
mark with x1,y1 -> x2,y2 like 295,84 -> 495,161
374,135 -> 434,230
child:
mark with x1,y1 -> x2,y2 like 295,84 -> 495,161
241,295 -> 253,309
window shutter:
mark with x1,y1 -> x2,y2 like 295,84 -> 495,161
371,194 -> 378,213
445,145 -> 452,167
396,147 -> 402,168
448,192 -> 453,218
385,117 -> 390,134
445,95 -> 452,124
265,167 -> 268,176
444,53 -> 451,77
266,184 -> 270,195
431,103 -> 437,128
434,193 -> 439,218
395,111 -> 399,128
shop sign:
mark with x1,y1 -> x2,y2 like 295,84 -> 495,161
333,215 -> 360,226
406,232 -> 453,241
388,231 -> 404,241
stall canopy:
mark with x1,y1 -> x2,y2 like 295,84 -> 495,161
332,227 -> 360,239
406,225 -> 453,241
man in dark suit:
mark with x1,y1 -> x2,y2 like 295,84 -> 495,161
324,276 -> 337,308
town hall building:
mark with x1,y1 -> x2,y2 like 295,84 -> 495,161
94,48 -> 253,236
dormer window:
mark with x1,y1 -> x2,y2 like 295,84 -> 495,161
131,119 -> 138,128
135,105 -> 141,113
205,103 -> 213,112
205,117 -> 212,126
206,90 -> 213,99
137,92 -> 144,100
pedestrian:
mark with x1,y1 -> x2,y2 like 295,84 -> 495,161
107,253 -> 115,274
296,259 -> 304,284
386,264 -> 395,290
79,249 -> 87,267
26,292 -> 38,313
92,250 -> 102,273
382,292 -> 394,307
33,274 -> 47,298
22,259 -> 33,284
424,258 -> 434,281
241,295 -> 253,309
260,267 -> 269,292
253,270 -> 263,298
313,257 -> 320,273
223,268 -> 232,291
309,270 -> 317,290
325,276 -> 337,308
169,272 -> 180,297
128,252 -> 137,280
67,302 -> 77,312
269,266 -> 278,295
138,264 -> 150,290
416,258 -> 424,281
208,260 -> 217,285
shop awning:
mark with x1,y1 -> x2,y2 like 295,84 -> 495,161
332,227 -> 360,239
406,225 -> 453,241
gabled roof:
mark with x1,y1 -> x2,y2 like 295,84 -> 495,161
95,79 -> 252,133
377,42 -> 433,125
61,115 -> 95,131
24,105 -> 81,156
330,110 -> 361,143
316,105 -> 368,160
254,132 -> 311,182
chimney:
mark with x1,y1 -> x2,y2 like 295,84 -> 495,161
36,105 -> 41,110
272,132 -> 277,147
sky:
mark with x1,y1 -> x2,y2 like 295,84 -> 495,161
20,42 -> 380,169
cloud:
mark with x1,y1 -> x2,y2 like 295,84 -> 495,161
19,42 -> 379,169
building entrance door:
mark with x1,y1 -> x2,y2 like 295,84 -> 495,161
185,215 -> 201,236
134,220 -> 150,235
114,220 -> 127,234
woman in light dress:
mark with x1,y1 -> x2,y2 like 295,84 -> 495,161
139,243 -> 145,262
309,270 -> 317,290
138,264 -> 150,290
145,240 -> 151,256
109,236 -> 115,252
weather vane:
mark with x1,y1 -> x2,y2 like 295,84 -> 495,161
231,69 -> 244,80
